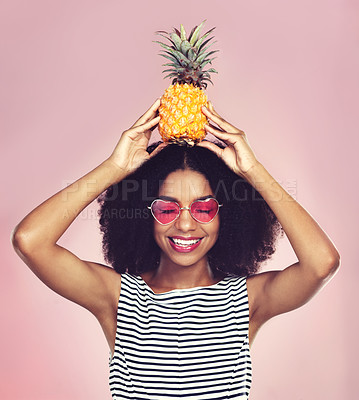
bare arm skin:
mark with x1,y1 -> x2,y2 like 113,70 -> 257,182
11,99 -> 163,351
200,103 -> 340,343
243,163 -> 340,343
11,160 -> 125,314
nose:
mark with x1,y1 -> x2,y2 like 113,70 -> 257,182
174,207 -> 197,232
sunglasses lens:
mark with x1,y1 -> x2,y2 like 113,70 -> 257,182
151,200 -> 179,224
191,199 -> 219,223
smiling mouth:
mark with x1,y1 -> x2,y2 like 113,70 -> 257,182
169,237 -> 203,247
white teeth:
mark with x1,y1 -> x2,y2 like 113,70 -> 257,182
172,238 -> 201,246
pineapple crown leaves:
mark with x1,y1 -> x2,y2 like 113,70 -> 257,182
154,20 -> 218,89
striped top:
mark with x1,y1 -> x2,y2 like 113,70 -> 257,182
109,272 -> 252,399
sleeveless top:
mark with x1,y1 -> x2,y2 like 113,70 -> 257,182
109,272 -> 252,400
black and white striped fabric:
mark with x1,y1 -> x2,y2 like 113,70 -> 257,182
109,272 -> 252,399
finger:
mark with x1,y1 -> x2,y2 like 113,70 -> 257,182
206,121 -> 225,133
141,115 -> 160,131
196,140 -> 223,158
204,123 -> 237,144
132,116 -> 160,135
203,105 -> 233,131
131,98 -> 161,128
128,115 -> 160,142
209,103 -> 238,133
208,101 -> 221,117
135,98 -> 160,124
148,142 -> 169,158
132,98 -> 160,128
202,105 -> 238,133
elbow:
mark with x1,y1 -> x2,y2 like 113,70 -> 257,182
11,225 -> 22,251
317,251 -> 341,280
330,251 -> 341,274
11,225 -> 34,256
328,247 -> 341,272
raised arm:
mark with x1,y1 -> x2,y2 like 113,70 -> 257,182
11,99 -> 162,321
241,163 -> 340,320
199,103 -> 340,333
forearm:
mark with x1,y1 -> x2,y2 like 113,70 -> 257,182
12,159 -> 126,249
244,162 -> 340,275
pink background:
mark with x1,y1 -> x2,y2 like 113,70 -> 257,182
2,0 -> 358,399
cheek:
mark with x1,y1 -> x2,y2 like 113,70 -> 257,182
153,222 -> 168,243
208,218 -> 220,240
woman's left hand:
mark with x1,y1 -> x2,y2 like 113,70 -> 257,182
198,102 -> 260,179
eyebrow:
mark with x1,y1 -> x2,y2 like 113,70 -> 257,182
158,195 -> 214,202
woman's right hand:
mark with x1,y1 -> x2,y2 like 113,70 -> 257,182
107,99 -> 166,177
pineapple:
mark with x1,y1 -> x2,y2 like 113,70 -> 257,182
155,21 -> 218,146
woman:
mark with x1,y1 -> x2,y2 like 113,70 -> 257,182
12,99 -> 340,399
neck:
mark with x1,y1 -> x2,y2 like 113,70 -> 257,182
145,255 -> 221,290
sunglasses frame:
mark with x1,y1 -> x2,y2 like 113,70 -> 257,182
147,197 -> 223,225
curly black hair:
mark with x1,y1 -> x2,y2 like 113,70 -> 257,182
97,141 -> 283,277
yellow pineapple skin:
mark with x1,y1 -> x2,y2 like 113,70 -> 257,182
158,83 -> 208,145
